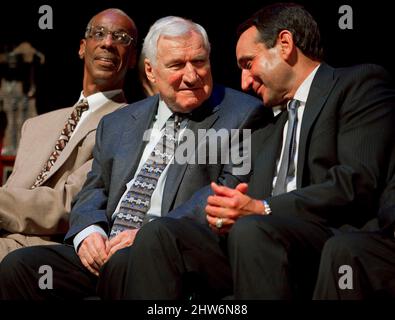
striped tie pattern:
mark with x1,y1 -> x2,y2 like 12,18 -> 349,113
31,99 -> 89,189
109,113 -> 182,238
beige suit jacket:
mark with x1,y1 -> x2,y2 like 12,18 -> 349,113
0,92 -> 126,237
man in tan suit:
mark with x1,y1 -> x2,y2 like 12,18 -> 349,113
0,8 -> 138,260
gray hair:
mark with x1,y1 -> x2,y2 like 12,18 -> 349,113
142,16 -> 211,67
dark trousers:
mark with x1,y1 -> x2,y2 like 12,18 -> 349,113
0,244 -> 96,299
122,217 -> 233,299
228,214 -> 333,299
0,243 -> 129,300
122,215 -> 333,299
313,232 -> 395,299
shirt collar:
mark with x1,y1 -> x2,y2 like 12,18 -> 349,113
293,64 -> 320,105
272,105 -> 284,117
264,64 -> 321,117
155,99 -> 174,130
78,89 -> 123,112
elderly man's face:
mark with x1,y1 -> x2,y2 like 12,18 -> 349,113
147,31 -> 213,113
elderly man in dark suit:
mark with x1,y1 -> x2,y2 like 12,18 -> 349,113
116,3 -> 395,300
0,16 -> 268,299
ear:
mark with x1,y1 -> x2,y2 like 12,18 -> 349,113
276,30 -> 295,61
78,39 -> 86,59
144,59 -> 156,83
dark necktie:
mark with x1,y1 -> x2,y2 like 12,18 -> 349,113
272,99 -> 300,196
109,113 -> 183,238
31,99 -> 89,189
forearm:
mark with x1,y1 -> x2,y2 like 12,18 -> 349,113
0,160 -> 92,235
0,185 -> 77,235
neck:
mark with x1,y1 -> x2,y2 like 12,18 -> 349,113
82,81 -> 123,97
289,58 -> 320,98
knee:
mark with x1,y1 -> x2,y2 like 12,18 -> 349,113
98,247 -> 131,300
228,215 -> 265,247
0,248 -> 28,278
0,248 -> 30,298
321,234 -> 368,262
134,217 -> 178,247
100,247 -> 131,277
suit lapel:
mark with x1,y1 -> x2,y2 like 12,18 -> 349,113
249,111 -> 288,198
11,108 -> 72,187
161,102 -> 220,214
43,92 -> 127,183
30,110 -> 71,174
113,97 -> 159,189
297,63 -> 338,187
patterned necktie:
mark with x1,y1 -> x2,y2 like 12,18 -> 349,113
30,99 -> 89,189
272,99 -> 300,196
110,113 -> 182,238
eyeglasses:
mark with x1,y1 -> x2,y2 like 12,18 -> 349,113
85,26 -> 134,46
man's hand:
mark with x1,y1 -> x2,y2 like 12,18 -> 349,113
77,232 -> 109,276
206,182 -> 265,234
106,229 -> 139,260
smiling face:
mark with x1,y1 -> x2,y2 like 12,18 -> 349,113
145,30 -> 213,113
79,10 -> 137,95
236,26 -> 293,107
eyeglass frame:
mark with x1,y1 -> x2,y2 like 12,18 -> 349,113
85,25 -> 135,46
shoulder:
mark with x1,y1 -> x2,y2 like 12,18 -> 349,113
316,63 -> 395,103
100,95 -> 158,124
23,107 -> 73,127
210,85 -> 271,128
334,63 -> 394,84
210,85 -> 264,120
216,85 -> 263,108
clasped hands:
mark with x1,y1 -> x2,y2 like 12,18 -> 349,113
205,182 -> 265,234
78,182 -> 265,275
78,229 -> 138,276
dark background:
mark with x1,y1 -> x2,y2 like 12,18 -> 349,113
0,0 -> 392,114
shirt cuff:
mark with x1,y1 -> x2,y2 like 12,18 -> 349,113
262,200 -> 272,215
73,225 -> 108,252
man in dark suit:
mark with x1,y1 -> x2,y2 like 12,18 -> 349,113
116,3 -> 395,300
0,16 -> 267,299
313,161 -> 395,299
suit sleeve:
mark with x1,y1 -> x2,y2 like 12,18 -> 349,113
64,119 -> 111,243
167,100 -> 270,224
377,146 -> 395,234
0,118 -> 93,235
266,66 -> 395,227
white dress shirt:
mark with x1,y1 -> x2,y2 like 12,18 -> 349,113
70,89 -> 122,140
272,65 -> 320,194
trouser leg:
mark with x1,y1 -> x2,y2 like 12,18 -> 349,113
227,214 -> 333,299
313,232 -> 395,299
0,244 -> 97,300
122,217 -> 232,299
97,247 -> 131,300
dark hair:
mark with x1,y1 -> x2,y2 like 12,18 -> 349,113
237,3 -> 323,60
